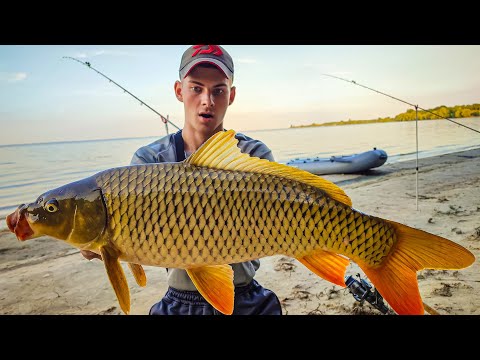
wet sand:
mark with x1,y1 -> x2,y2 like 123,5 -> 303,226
1,148 -> 479,315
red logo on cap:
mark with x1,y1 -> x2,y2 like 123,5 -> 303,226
192,45 -> 223,57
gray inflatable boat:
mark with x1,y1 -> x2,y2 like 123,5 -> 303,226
286,148 -> 388,175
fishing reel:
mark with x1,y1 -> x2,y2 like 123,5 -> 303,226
345,273 -> 389,314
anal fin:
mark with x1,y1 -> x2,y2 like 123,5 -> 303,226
128,263 -> 147,287
186,264 -> 234,315
100,246 -> 130,315
297,250 -> 350,287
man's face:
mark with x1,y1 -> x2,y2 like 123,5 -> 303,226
175,65 -> 235,136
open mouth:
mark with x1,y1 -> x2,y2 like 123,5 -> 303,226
6,207 -> 34,241
199,113 -> 213,119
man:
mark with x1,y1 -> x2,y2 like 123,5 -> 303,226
81,45 -> 282,315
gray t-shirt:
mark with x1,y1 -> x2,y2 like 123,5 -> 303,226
130,130 -> 275,291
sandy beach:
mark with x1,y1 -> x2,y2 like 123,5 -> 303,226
1,148 -> 479,315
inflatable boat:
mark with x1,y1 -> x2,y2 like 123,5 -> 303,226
286,148 -> 388,175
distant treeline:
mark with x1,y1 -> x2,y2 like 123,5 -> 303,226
290,103 -> 480,128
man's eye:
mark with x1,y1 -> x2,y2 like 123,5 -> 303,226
191,86 -> 202,93
213,89 -> 224,96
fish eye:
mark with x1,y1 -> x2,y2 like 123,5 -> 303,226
45,199 -> 59,213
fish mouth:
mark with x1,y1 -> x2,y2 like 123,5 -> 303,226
6,206 -> 35,241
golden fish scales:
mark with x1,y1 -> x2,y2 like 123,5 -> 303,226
98,164 -> 395,269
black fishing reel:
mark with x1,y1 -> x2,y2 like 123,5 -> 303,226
345,273 -> 389,314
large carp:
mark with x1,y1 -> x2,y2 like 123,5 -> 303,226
6,130 -> 475,315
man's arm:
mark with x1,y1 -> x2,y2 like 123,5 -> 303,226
236,133 -> 275,162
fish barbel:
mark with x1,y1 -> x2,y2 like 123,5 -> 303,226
6,130 -> 475,315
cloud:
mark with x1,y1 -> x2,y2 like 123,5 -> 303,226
9,72 -> 27,82
69,89 -> 123,97
73,49 -> 134,59
302,63 -> 353,77
0,72 -> 27,83
302,62 -> 332,69
330,71 -> 353,78
238,58 -> 257,64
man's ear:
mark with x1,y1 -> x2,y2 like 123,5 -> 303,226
174,80 -> 183,102
229,86 -> 236,106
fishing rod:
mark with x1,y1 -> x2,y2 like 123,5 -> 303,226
321,73 -> 480,134
321,73 -> 479,211
345,273 -> 440,315
62,56 -> 181,133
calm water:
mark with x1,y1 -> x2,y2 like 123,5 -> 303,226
0,118 -> 478,222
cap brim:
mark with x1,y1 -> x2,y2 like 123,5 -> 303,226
180,58 -> 233,81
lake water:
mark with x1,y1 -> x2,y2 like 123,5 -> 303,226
0,118 -> 478,223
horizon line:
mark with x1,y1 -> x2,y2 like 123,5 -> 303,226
0,126 -> 289,148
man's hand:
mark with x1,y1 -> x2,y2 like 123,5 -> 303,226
80,249 -> 102,261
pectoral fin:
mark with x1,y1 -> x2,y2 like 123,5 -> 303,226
128,263 -> 147,287
297,250 -> 350,287
100,246 -> 130,315
186,264 -> 234,315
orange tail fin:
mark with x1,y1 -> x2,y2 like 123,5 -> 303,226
358,220 -> 475,315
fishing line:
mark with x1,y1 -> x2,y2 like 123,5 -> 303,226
323,74 -> 469,316
322,73 -> 479,211
62,56 -> 181,133
321,73 -> 480,134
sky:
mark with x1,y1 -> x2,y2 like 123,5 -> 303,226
0,45 -> 479,145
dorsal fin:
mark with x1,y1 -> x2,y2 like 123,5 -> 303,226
186,130 -> 352,207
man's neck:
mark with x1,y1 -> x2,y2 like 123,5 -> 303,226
182,125 -> 224,154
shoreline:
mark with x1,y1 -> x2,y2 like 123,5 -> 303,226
0,148 -> 479,315
289,116 -> 480,129
319,146 -> 480,187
